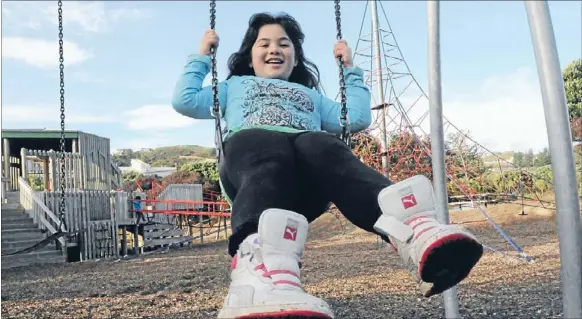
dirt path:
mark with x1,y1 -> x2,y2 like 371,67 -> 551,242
1,202 -> 565,318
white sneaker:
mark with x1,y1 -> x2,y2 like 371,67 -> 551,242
217,208 -> 334,319
374,175 -> 483,297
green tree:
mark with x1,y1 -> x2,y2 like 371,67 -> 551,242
28,175 -> 44,191
564,59 -> 582,141
533,147 -> 551,167
122,170 -> 143,184
533,165 -> 553,196
113,149 -> 134,167
564,59 -> 582,121
522,149 -> 535,167
512,152 -> 524,167
180,160 -> 220,191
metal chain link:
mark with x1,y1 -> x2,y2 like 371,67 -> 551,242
209,1 -> 219,116
334,0 -> 350,146
58,0 -> 67,231
209,0 -> 224,160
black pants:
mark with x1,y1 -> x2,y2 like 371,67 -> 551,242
219,128 -> 392,256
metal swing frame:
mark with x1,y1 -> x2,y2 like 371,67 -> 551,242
48,1 -> 582,318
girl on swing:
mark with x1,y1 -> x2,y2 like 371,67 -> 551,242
172,12 -> 483,319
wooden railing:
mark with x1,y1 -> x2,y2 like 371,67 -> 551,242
110,162 -> 122,190
21,149 -> 84,191
18,177 -> 66,250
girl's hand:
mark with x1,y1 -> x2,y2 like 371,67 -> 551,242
334,40 -> 353,68
200,29 -> 220,56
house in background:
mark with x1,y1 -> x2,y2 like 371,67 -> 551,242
119,159 -> 176,178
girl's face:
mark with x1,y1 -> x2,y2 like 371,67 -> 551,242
250,24 -> 297,81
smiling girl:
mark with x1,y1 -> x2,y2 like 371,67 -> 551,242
172,12 -> 483,319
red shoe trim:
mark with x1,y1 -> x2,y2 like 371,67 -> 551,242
418,233 -> 471,276
236,310 -> 332,318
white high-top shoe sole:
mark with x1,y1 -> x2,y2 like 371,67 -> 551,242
374,175 -> 483,297
217,209 -> 334,319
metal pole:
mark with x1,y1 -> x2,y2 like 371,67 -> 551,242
525,2 -> 582,317
370,0 -> 390,178
427,1 -> 461,318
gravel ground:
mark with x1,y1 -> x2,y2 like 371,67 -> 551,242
1,202 -> 566,318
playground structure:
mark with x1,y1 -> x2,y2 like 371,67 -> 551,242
2,129 -> 123,192
1,0 -> 580,318
1,130 -> 125,262
4,168 -> 232,262
1,129 -> 232,262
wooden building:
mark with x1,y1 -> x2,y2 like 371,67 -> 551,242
1,129 -> 122,192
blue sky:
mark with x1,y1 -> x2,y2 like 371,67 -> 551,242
2,1 -> 580,153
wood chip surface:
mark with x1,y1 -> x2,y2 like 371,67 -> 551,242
1,202 -> 567,318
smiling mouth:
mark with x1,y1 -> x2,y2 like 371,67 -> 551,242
265,58 -> 284,65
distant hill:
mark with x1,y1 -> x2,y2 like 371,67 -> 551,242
113,145 -> 216,167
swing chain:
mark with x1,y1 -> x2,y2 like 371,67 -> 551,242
206,1 -> 346,152
209,0 -> 219,117
209,0 -> 224,160
334,0 -> 350,146
57,0 -> 67,231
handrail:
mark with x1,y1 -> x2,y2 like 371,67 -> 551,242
18,176 -> 66,248
111,162 -> 122,187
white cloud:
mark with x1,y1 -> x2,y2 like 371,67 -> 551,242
368,68 -> 550,153
2,105 -> 116,124
3,37 -> 91,68
441,68 -> 549,153
2,1 -> 151,33
119,134 -> 176,151
2,104 -> 197,132
124,105 -> 199,131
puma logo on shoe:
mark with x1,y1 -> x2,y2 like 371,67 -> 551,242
284,226 -> 297,241
283,218 -> 299,241
401,194 -> 417,209
398,186 -> 418,209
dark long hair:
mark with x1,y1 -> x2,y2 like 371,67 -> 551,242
227,12 -> 321,91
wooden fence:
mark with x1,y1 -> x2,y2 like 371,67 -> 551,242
151,184 -> 205,224
19,148 -> 122,192
21,149 -> 84,191
42,191 -> 119,260
3,156 -> 21,191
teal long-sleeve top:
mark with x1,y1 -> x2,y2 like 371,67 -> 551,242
172,54 -> 372,139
